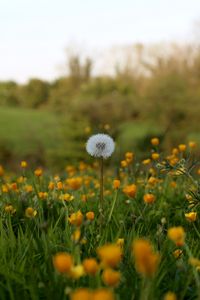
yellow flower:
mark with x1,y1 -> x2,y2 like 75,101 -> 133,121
59,193 -> 74,202
70,288 -> 91,300
151,137 -> 159,146
151,153 -> 160,160
167,226 -> 185,246
57,181 -> 63,190
97,244 -> 122,268
116,238 -> 124,248
53,252 -> 73,273
20,161 -> 27,168
10,182 -> 18,191
86,211 -> 95,221
4,205 -> 16,214
68,211 -> 83,227
143,193 -> 155,204
102,269 -> 121,287
0,165 -> 4,176
123,184 -> 137,198
164,291 -> 177,300
189,141 -> 197,149
189,257 -> 200,268
173,249 -> 183,259
48,181 -> 55,190
70,264 -> 85,279
132,239 -> 160,277
170,181 -> 177,188
185,212 -> 197,222
178,144 -> 186,152
38,192 -> 48,199
34,168 -> 43,177
24,185 -> 33,193
25,207 -> 37,218
93,289 -> 115,300
2,184 -> 9,193
83,258 -> 99,276
121,160 -> 128,168
142,159 -> 151,165
113,179 -> 120,189
71,229 -> 81,242
66,177 -> 83,190
125,152 -> 134,164
148,176 -> 158,186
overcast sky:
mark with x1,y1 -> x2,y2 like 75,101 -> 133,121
0,0 -> 200,82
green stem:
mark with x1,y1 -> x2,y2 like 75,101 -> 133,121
108,189 -> 118,223
99,157 -> 104,222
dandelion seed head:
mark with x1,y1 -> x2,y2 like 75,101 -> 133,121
86,134 -> 115,159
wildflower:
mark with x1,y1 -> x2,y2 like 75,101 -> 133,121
57,181 -> 63,190
24,185 -> 33,193
86,134 -> 115,159
21,161 -> 27,168
25,207 -> 37,218
93,289 -> 115,300
38,192 -> 48,199
123,184 -> 137,198
66,177 -> 82,190
97,244 -> 122,268
83,258 -> 99,276
68,211 -> 83,226
86,211 -> 95,221
184,212 -> 197,222
132,239 -> 160,277
167,226 -> 185,246
70,264 -> 85,279
151,153 -> 160,160
125,152 -> 134,164
116,238 -> 124,248
143,193 -> 155,204
173,249 -> 183,259
70,288 -> 91,300
189,141 -> 197,149
172,148 -> 179,155
59,193 -> 74,202
34,168 -> 43,177
53,252 -> 73,273
48,181 -> 55,190
189,257 -> 200,268
113,179 -> 120,189
102,268 -> 121,287
4,205 -> 16,214
10,182 -> 18,191
164,292 -> 177,300
2,184 -> 9,193
121,160 -> 128,168
148,176 -> 158,185
178,144 -> 186,152
170,181 -> 177,188
0,165 -> 4,176
151,138 -> 159,146
142,159 -> 151,165
71,229 -> 81,242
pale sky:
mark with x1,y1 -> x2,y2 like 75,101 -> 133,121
0,0 -> 200,82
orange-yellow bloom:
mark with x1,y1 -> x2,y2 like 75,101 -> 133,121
70,288 -> 91,300
185,212 -> 197,222
83,258 -> 99,276
123,184 -> 137,198
151,138 -> 159,146
53,252 -> 73,273
68,210 -> 83,227
86,211 -> 95,221
113,179 -> 120,189
102,268 -> 121,287
132,239 -> 160,277
97,244 -> 122,268
164,292 -> 177,300
34,168 -> 43,177
93,289 -> 115,300
143,193 -> 155,204
25,207 -> 37,218
167,226 -> 185,246
21,161 -> 27,168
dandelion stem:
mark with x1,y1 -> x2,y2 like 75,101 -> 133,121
99,157 -> 104,221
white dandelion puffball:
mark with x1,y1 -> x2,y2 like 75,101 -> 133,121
86,134 -> 115,159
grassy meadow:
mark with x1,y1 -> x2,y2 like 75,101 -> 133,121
0,139 -> 200,300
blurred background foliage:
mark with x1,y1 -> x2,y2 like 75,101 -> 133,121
0,43 -> 200,170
